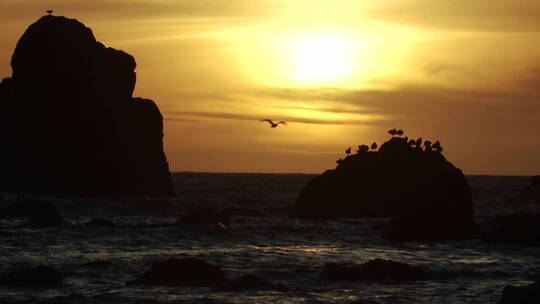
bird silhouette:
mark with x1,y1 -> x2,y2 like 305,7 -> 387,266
345,147 -> 352,155
424,140 -> 432,151
371,142 -> 377,150
397,129 -> 404,136
46,10 -> 53,15
260,119 -> 287,128
357,144 -> 369,153
432,141 -> 442,152
388,128 -> 398,136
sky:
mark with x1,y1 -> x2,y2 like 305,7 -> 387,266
1,0 -> 540,174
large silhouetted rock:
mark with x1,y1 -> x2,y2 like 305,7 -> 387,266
499,281 -> 540,304
0,15 -> 174,197
291,136 -> 479,241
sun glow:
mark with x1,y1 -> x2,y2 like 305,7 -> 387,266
293,35 -> 354,83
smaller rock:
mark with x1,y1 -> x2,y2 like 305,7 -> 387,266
321,259 -> 425,281
25,202 -> 68,227
519,176 -> 540,204
0,265 -> 63,286
86,217 -> 116,228
485,213 -> 540,246
130,257 -> 227,286
499,281 -> 540,304
176,209 -> 230,227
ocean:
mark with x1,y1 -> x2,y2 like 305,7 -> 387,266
0,173 -> 538,304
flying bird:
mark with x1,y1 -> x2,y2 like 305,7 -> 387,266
46,10 -> 53,15
260,119 -> 287,128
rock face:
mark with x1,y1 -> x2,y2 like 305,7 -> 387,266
321,259 -> 425,281
0,15 -> 174,198
130,257 -> 227,286
291,135 -> 479,241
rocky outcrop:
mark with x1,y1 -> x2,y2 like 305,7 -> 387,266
291,134 -> 479,241
0,15 -> 174,198
519,176 -> 540,204
0,265 -> 63,286
321,259 -> 425,281
130,257 -> 227,286
0,199 -> 69,227
485,213 -> 540,246
499,281 -> 540,304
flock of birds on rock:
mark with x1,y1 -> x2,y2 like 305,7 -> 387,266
339,128 -> 444,163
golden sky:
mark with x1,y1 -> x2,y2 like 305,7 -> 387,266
1,1 -> 540,174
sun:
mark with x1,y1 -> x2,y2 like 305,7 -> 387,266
292,35 -> 354,83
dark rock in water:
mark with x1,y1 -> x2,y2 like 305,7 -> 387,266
0,199 -> 68,226
130,257 -> 227,286
176,208 -> 230,227
321,258 -> 425,281
499,281 -> 540,304
220,207 -> 266,218
292,136 -> 479,241
0,15 -> 174,198
0,265 -> 63,286
26,203 -> 68,227
218,273 -> 280,291
384,214 -> 484,242
86,217 -> 116,228
0,199 -> 55,217
519,176 -> 540,204
485,213 -> 540,246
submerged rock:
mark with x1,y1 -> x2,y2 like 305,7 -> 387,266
130,257 -> 227,286
499,281 -> 540,304
86,217 -> 116,228
176,208 -> 230,227
292,135 -> 479,241
519,176 -> 540,204
0,265 -> 63,286
485,212 -> 540,246
321,258 -> 425,281
0,15 -> 174,198
218,273 -> 280,291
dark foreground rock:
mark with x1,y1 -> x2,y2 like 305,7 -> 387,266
485,213 -> 540,246
0,15 -> 174,198
519,176 -> 540,204
130,257 -> 227,286
0,265 -> 63,286
499,281 -> 540,304
321,259 -> 425,281
292,134 -> 479,241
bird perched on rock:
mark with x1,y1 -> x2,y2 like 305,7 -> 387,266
397,129 -> 404,136
260,119 -> 287,128
345,147 -> 352,155
371,142 -> 377,150
416,138 -> 422,149
408,139 -> 416,147
357,145 -> 369,153
424,140 -> 432,151
46,10 -> 53,15
388,128 -> 398,136
432,141 -> 443,153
